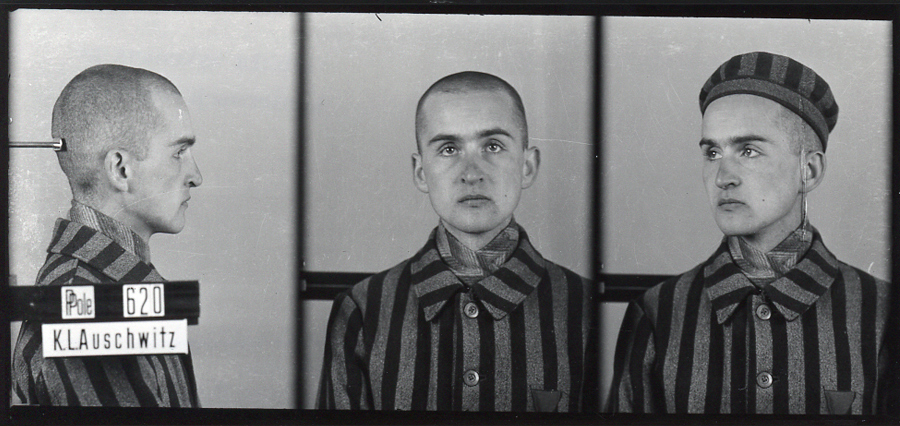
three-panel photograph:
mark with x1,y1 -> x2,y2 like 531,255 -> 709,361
5,5 -> 898,424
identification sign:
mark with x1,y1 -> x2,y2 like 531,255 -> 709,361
11,281 -> 199,324
10,280 -> 199,358
42,319 -> 188,357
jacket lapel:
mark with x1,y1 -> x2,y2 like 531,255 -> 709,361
410,233 -> 464,321
703,241 -> 756,324
471,229 -> 545,320
763,237 -> 839,321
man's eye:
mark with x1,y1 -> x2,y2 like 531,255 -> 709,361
742,147 -> 760,158
703,148 -> 720,160
175,147 -> 188,158
486,142 -> 503,153
439,145 -> 457,156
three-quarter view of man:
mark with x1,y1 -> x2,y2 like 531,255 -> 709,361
609,52 -> 890,415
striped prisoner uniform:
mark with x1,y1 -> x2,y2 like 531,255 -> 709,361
12,203 -> 199,407
609,227 -> 889,414
317,222 -> 595,411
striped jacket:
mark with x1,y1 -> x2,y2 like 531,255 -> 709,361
609,232 -> 889,414
12,218 -> 199,407
317,226 -> 596,411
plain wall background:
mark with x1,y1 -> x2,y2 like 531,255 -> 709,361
300,13 -> 594,409
8,10 -> 298,408
600,16 -> 891,407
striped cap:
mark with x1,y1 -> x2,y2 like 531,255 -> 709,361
699,51 -> 838,150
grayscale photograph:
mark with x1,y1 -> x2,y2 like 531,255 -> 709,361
5,5 -> 897,421
8,10 -> 297,409
300,13 -> 595,411
601,16 -> 891,415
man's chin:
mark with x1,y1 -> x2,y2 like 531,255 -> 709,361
714,218 -> 758,238
717,225 -> 758,238
154,222 -> 186,235
443,218 -> 506,237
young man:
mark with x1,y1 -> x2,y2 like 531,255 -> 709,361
317,71 -> 595,411
608,52 -> 890,415
12,64 -> 202,406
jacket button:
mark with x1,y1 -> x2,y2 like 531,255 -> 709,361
463,370 -> 480,387
464,302 -> 479,319
757,372 -> 773,388
756,303 -> 772,320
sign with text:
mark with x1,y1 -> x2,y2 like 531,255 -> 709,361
41,319 -> 188,358
11,281 -> 199,324
61,286 -> 95,320
123,284 -> 165,318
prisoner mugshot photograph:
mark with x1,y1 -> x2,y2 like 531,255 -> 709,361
301,14 -> 596,412
602,17 -> 893,415
9,11 -> 297,408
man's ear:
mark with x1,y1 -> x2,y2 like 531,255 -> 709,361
411,152 -> 429,193
521,146 -> 540,189
104,149 -> 132,193
800,150 -> 826,194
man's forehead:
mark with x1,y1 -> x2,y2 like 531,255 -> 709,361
419,90 -> 523,132
152,89 -> 192,122
423,88 -> 515,108
702,95 -> 796,134
149,88 -> 195,141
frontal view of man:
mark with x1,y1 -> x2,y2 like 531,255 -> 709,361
12,64 -> 202,406
317,71 -> 595,411
609,52 -> 889,414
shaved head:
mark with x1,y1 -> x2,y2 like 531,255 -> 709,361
415,71 -> 528,151
52,64 -> 182,200
775,105 -> 824,155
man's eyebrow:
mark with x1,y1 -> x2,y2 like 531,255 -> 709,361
699,134 -> 770,148
170,137 -> 196,147
426,128 -> 514,146
426,134 -> 460,146
476,128 -> 514,139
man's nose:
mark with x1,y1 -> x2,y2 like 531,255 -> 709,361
459,153 -> 485,184
187,155 -> 202,187
715,157 -> 740,189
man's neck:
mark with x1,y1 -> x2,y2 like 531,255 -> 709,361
436,219 -> 519,286
736,205 -> 804,253
88,196 -> 153,242
441,218 -> 513,252
728,221 -> 814,285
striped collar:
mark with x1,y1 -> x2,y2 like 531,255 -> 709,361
704,227 -> 840,324
727,223 -> 813,286
69,201 -> 152,264
412,224 -> 546,321
47,218 -> 164,283
436,219 -> 520,286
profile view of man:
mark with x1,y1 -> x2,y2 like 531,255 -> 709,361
12,64 -> 202,406
608,51 -> 890,415
317,71 -> 596,411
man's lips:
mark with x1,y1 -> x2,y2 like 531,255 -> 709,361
718,198 -> 744,207
459,194 -> 491,204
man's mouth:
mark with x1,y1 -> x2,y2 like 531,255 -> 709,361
459,194 -> 491,205
718,198 -> 744,208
